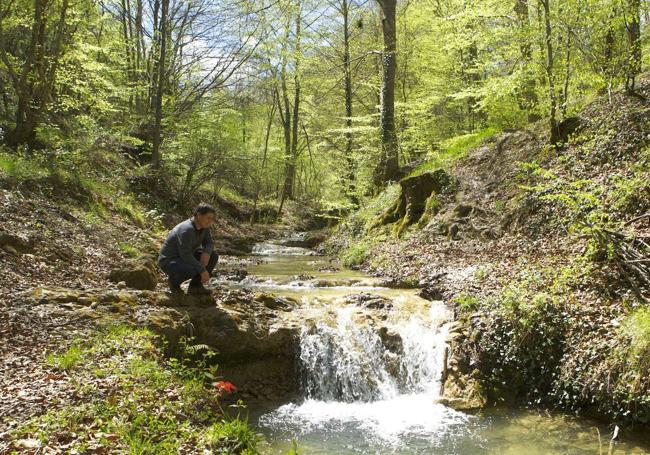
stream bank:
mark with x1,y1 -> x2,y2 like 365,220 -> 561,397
212,238 -> 650,453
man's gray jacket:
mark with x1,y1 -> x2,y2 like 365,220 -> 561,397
158,218 -> 214,274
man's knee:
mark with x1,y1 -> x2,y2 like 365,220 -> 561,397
207,251 -> 219,273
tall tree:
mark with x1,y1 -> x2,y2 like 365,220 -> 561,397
151,0 -> 169,167
342,0 -> 357,204
625,0 -> 641,93
0,0 -> 72,149
374,0 -> 399,185
515,0 -> 539,122
540,0 -> 560,144
278,0 -> 303,214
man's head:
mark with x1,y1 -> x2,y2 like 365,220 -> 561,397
192,202 -> 216,229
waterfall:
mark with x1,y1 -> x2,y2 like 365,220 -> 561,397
297,303 -> 449,402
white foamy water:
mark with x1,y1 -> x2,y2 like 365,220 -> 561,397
261,396 -> 467,445
252,242 -> 314,256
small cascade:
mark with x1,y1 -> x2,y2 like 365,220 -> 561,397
299,307 -> 399,402
251,241 -> 313,256
297,303 -> 449,403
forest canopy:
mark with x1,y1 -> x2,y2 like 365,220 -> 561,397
0,0 -> 646,215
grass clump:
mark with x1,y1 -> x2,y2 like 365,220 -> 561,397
115,195 -> 147,228
120,242 -> 142,258
45,344 -> 84,371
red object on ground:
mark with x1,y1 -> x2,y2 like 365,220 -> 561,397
214,380 -> 237,395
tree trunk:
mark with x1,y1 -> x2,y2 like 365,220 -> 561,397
514,0 -> 539,122
374,0 -> 399,185
151,0 -> 169,167
279,0 -> 302,214
625,0 -> 641,93
342,0 -> 358,206
540,0 -> 559,144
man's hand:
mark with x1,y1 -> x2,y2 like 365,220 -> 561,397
200,252 -> 210,267
200,271 -> 210,284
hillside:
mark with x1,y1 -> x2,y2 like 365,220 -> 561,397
326,78 -> 650,425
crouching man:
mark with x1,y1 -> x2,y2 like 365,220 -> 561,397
158,203 -> 219,295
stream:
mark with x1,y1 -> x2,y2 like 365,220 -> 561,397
218,239 -> 650,455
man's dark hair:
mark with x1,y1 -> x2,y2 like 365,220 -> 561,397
193,202 -> 216,216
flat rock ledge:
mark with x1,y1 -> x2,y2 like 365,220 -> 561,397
18,286 -> 302,401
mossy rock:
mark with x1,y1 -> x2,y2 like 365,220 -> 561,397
108,254 -> 158,290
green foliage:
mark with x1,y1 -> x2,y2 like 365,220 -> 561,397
115,196 -> 147,228
0,151 -> 50,180
620,306 -> 650,376
120,242 -> 142,258
167,336 -> 219,384
609,169 -> 650,217
453,293 -> 480,314
475,264 -> 585,402
340,240 -> 370,267
203,418 -> 261,454
410,128 -> 500,177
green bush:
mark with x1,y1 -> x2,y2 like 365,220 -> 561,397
340,240 -> 370,267
0,151 -> 49,180
620,306 -> 650,376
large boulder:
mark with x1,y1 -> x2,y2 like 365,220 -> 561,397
108,254 -> 158,290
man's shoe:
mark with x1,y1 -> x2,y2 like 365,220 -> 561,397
168,278 -> 183,294
187,285 -> 212,296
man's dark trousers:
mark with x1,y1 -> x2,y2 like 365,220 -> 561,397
162,250 -> 219,288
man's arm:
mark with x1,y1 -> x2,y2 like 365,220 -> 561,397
177,226 -> 205,274
202,229 -> 214,255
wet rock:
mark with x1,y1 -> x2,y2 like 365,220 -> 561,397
436,377 -> 487,411
280,230 -> 328,249
378,326 -> 403,354
345,293 -> 393,310
313,278 -> 360,287
108,254 -> 157,290
419,286 -> 444,301
383,351 -> 402,378
253,292 -> 297,311
290,274 -> 315,282
224,269 -> 248,281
